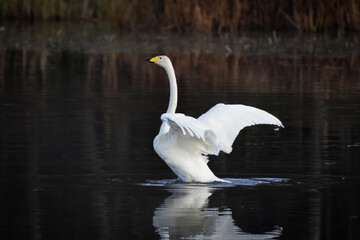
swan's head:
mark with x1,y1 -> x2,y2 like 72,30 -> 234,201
145,55 -> 172,69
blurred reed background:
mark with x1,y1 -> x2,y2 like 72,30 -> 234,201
1,0 -> 360,34
2,49 -> 358,97
1,22 -> 359,98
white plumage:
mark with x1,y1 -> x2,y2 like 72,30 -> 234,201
146,55 -> 283,183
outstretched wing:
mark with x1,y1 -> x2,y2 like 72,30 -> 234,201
198,103 -> 283,154
161,113 -> 220,156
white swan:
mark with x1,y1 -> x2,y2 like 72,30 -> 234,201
146,55 -> 283,183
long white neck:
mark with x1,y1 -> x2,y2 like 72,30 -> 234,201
164,62 -> 178,114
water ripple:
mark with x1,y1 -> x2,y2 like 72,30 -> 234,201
141,177 -> 288,187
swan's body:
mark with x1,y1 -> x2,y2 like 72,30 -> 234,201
146,55 -> 283,183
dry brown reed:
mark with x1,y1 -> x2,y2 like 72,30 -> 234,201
1,0 -> 360,34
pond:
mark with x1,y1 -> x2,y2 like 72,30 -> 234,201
0,22 -> 359,239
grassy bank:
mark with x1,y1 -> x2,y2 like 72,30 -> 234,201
1,0 -> 359,34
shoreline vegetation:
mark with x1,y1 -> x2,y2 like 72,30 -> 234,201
1,0 -> 360,34
1,26 -> 359,98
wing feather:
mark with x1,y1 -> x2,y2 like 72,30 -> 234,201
161,113 -> 219,155
198,103 -> 283,154
160,103 -> 283,159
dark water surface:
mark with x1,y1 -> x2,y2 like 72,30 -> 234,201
1,23 -> 360,239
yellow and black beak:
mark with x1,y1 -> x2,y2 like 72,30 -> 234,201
145,56 -> 160,63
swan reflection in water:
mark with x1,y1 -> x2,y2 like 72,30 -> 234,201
153,185 -> 282,240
